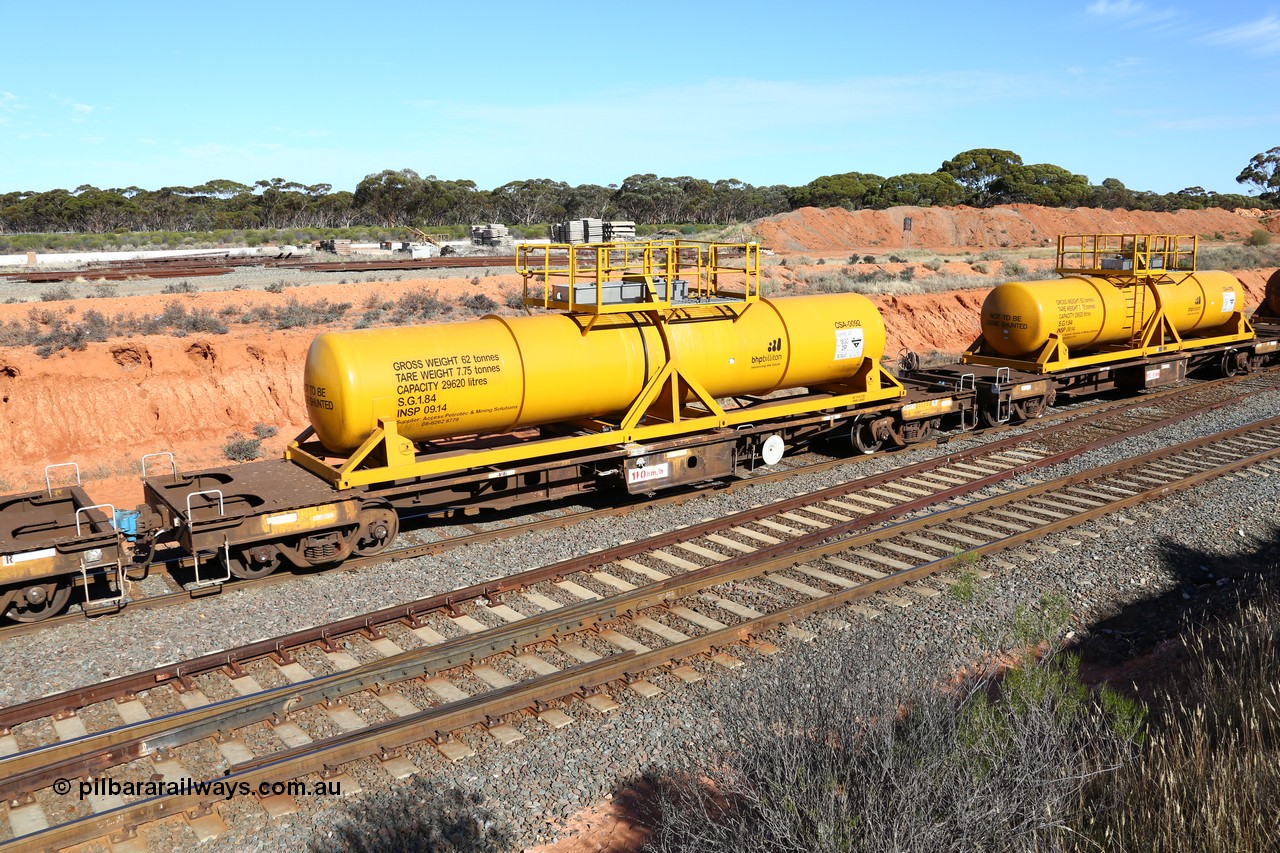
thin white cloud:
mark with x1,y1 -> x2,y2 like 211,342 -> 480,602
1203,14 -> 1280,55
1085,0 -> 1182,32
72,103 -> 93,114
1087,0 -> 1144,17
0,91 -> 22,112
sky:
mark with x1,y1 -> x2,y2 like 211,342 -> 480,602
1,0 -> 1277,198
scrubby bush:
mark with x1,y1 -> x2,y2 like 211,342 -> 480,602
647,596 -> 1142,853
221,432 -> 261,462
161,280 -> 197,294
38,285 -> 73,302
391,288 -> 448,322
268,298 -> 351,329
1004,259 -> 1027,276
1063,587 -> 1280,851
1199,243 -> 1280,270
252,423 -> 278,440
1245,229 -> 1273,247
460,292 -> 498,313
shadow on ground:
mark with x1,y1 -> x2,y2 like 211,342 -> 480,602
1072,521 -> 1280,694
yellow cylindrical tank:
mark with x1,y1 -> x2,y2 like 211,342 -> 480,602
1264,269 -> 1280,316
979,271 -> 1245,357
304,293 -> 887,453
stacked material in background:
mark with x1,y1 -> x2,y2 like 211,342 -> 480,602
552,219 -> 639,243
317,238 -> 355,255
603,221 -> 636,241
470,223 -> 513,248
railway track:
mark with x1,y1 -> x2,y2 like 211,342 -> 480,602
2,409 -> 1278,850
2,368 -> 1277,642
1,253 -> 517,283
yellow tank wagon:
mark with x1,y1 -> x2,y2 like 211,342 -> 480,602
964,235 -> 1255,374
289,240 -> 925,491
1259,268 -> 1280,323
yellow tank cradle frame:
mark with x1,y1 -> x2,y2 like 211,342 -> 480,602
287,239 -> 904,489
963,234 -> 1255,374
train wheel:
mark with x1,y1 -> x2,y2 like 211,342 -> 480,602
1221,349 -> 1241,377
354,502 -> 400,557
5,581 -> 73,623
229,546 -> 282,580
1020,397 -> 1047,420
851,420 -> 883,455
978,405 -> 1005,429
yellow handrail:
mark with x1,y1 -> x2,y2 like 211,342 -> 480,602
1056,234 -> 1198,279
515,239 -> 760,314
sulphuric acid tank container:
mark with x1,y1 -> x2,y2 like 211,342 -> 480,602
1264,268 -> 1280,317
979,270 -> 1246,358
304,292 -> 887,453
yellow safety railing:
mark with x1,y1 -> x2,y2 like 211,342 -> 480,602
516,239 -> 760,314
1056,234 -> 1198,278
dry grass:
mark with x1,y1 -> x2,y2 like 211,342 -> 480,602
647,584 -> 1280,853
1063,589 -> 1280,852
646,597 -> 1139,852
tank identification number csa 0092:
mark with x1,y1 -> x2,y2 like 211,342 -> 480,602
392,353 -> 504,421
833,319 -> 864,361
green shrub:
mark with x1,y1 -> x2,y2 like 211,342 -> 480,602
460,292 -> 498,313
392,289 -> 448,322
1245,229 -> 1273,247
270,298 -> 351,329
1199,244 -> 1280,270
39,285 -> 74,302
252,423 -> 278,440
222,433 -> 261,462
161,280 -> 197,294
647,601 -> 1140,853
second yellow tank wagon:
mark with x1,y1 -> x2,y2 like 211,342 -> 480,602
966,235 -> 1255,373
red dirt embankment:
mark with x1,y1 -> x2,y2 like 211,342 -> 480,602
754,204 -> 1273,252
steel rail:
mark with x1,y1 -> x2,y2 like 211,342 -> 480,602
6,366 -> 1252,643
5,415 -> 1279,852
0,377 -> 1266,727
